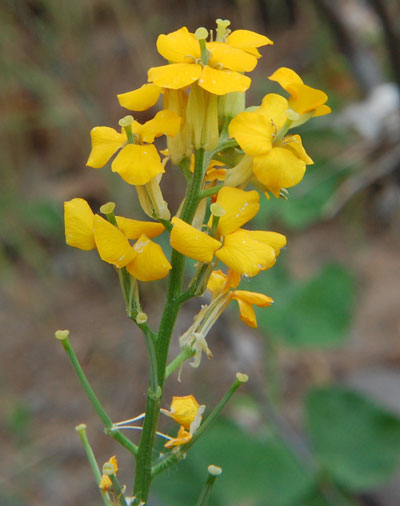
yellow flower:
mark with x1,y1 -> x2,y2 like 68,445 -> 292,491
228,94 -> 313,197
168,395 -> 200,429
163,395 -> 205,449
99,475 -> 112,492
87,110 -> 181,186
269,67 -> 331,118
64,199 -> 171,281
148,26 -> 258,95
170,187 -> 286,276
207,270 -> 273,328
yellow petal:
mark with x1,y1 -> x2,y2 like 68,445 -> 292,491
284,134 -> 313,164
207,42 -> 257,72
269,67 -> 303,88
314,104 -> 332,117
140,109 -> 182,144
198,66 -> 251,95
115,217 -> 164,240
207,270 -> 228,298
227,30 -> 273,55
169,395 -> 200,429
258,93 -> 288,132
245,230 -> 286,255
126,235 -> 171,281
64,198 -> 96,250
228,110 -> 273,156
93,215 -> 136,268
164,426 -> 192,448
156,27 -> 200,63
148,62 -> 202,90
87,127 -> 126,168
216,230 -> 276,276
253,146 -> 306,191
117,84 -> 162,111
112,144 -> 164,186
170,217 -> 221,263
215,187 -> 260,236
288,83 -> 329,115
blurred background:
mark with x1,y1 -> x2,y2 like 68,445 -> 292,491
1,0 -> 400,505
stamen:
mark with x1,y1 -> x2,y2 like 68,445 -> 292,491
113,413 -> 145,425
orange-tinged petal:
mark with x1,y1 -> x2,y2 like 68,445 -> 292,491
169,395 -> 200,429
164,426 -> 192,448
156,27 -> 200,63
93,215 -> 136,268
141,109 -> 182,143
228,110 -> 273,156
148,63 -> 202,90
207,42 -> 257,72
108,456 -> 118,473
126,235 -> 171,281
227,29 -> 273,55
216,230 -> 276,276
269,67 -> 303,89
234,298 -> 257,327
64,198 -> 96,250
232,290 -> 273,307
115,217 -> 164,240
87,127 -> 126,168
207,269 -> 228,298
198,66 -> 251,95
170,217 -> 221,263
284,134 -> 313,164
253,146 -> 306,191
112,144 -> 164,186
258,93 -> 288,132
246,230 -> 286,255
117,84 -> 162,111
99,475 -> 112,491
214,187 -> 260,236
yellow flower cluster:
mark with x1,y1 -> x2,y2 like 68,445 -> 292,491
64,18 -> 330,371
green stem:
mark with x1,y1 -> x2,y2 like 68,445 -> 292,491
195,470 -> 221,506
132,148 -> 206,503
75,424 -> 112,506
60,337 -> 138,456
110,474 -> 129,506
151,374 -> 247,477
165,346 -> 195,379
132,390 -> 161,504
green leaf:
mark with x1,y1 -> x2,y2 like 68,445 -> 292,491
257,263 -> 355,348
306,387 -> 400,491
153,419 -> 314,506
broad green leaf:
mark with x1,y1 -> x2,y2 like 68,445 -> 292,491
153,419 -> 314,506
306,387 -> 400,491
256,263 -> 355,347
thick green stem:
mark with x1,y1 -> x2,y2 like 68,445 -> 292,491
132,390 -> 161,504
132,148 -> 206,504
60,337 -> 138,456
